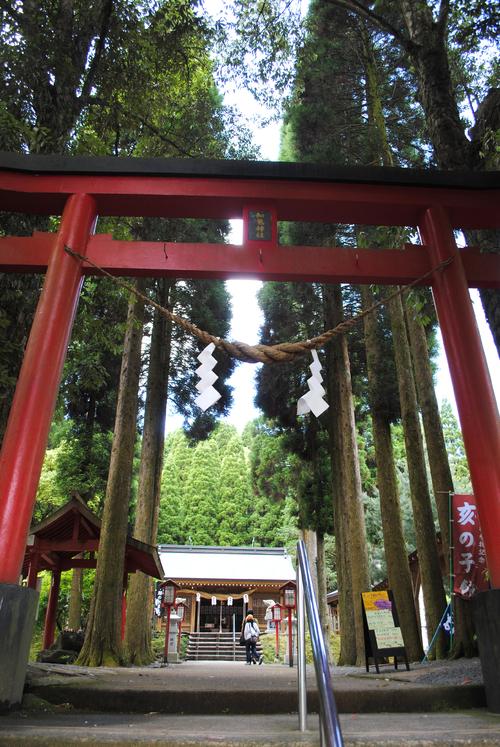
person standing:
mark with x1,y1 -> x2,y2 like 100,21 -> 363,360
244,611 -> 263,665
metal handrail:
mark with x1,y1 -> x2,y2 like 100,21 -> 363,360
296,539 -> 344,747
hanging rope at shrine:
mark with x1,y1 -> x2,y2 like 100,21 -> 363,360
65,246 -> 453,364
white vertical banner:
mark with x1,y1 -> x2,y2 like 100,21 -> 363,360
227,597 -> 233,606
196,593 -> 201,602
243,594 -> 249,604
211,596 -> 217,606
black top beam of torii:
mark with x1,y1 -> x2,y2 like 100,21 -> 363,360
0,151 -> 499,289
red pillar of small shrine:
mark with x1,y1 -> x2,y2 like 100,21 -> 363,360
420,206 -> 500,587
0,194 -> 97,584
43,569 -> 61,650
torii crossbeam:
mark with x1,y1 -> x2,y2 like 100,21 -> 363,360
0,154 -> 499,703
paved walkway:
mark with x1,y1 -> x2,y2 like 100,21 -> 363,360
0,658 -> 498,745
19,658 -> 487,714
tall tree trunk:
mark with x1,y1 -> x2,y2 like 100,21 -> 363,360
325,319 -> 356,666
316,530 -> 333,660
324,283 -> 371,666
388,293 -> 448,658
66,399 -> 98,629
469,90 -> 500,354
77,280 -> 146,667
303,528 -> 319,600
67,568 -> 83,631
361,285 -> 423,661
397,1 -> 474,169
405,304 -> 453,559
125,280 -> 172,664
404,300 -> 477,656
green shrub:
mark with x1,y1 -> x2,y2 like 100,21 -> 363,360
260,628 -> 340,664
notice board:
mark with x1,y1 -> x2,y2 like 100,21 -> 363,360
361,590 -> 409,672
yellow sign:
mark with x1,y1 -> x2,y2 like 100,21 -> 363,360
362,591 -> 390,611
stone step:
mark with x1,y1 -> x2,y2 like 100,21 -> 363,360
186,651 -> 245,656
185,656 -> 246,661
186,632 -> 262,662
3,709 -> 499,745
186,645 -> 260,651
22,660 -> 487,718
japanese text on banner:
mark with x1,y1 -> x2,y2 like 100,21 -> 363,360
452,494 -> 489,599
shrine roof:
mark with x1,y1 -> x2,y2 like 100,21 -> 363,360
23,497 -> 163,579
158,545 -> 295,583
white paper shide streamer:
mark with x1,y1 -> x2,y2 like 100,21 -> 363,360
194,343 -> 221,411
297,349 -> 329,418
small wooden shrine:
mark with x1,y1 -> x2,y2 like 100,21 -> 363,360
22,496 -> 163,649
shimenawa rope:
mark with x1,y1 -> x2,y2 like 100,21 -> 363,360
64,246 -> 452,364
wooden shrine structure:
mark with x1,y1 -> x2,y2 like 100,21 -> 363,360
23,496 -> 163,650
158,544 -> 295,635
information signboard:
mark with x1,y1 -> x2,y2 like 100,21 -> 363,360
361,590 -> 409,673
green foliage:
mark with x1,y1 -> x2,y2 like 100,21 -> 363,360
440,401 -> 472,493
259,627 -> 341,664
218,435 -> 253,545
33,447 -> 67,524
0,0 -> 213,154
54,431 -> 114,509
158,431 -> 193,544
168,278 -> 235,438
182,438 -> 221,544
157,423 -> 300,549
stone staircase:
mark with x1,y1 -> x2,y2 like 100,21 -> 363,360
186,631 -> 263,662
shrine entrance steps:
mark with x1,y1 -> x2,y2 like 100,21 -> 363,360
185,631 -> 263,662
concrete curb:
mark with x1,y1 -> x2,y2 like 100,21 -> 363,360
26,682 -> 486,715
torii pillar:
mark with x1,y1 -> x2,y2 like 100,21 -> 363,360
0,193 -> 96,709
420,207 -> 500,712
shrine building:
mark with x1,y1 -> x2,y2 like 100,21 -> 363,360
158,544 -> 295,634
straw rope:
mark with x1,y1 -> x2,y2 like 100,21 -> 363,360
65,246 -> 452,364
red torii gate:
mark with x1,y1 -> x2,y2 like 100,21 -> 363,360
0,154 -> 498,699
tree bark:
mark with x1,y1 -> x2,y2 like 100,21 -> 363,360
303,528 -> 319,600
125,280 -> 172,665
77,280 -> 146,667
451,597 -> 477,659
316,530 -> 333,660
325,313 -> 356,666
388,293 -> 448,659
324,283 -> 371,666
405,304 -> 454,559
469,89 -> 500,354
361,285 -> 423,661
67,567 -> 83,631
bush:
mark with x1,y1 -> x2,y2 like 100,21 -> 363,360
260,628 -> 341,664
